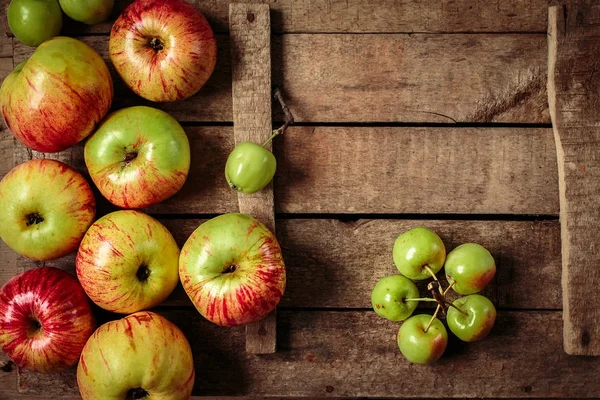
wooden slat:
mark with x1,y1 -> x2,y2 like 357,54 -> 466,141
16,310 -> 600,398
13,34 -> 549,123
548,4 -> 600,356
229,2 -> 277,355
4,126 -> 558,215
14,0 -> 551,35
15,219 -> 561,310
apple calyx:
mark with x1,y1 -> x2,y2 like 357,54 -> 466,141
149,37 -> 164,52
126,387 -> 149,400
136,265 -> 151,282
27,317 -> 42,337
26,212 -> 44,226
123,151 -> 138,164
223,264 -> 238,274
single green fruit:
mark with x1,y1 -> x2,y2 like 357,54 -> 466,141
393,227 -> 446,280
8,0 -> 62,47
59,0 -> 114,25
225,141 -> 276,194
444,243 -> 496,295
371,275 -> 419,321
397,314 -> 448,364
447,294 -> 496,342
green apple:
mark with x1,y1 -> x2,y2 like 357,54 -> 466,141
225,142 -> 277,194
8,0 -> 62,47
84,106 -> 190,209
447,294 -> 496,342
393,227 -> 446,280
76,210 -> 180,314
397,314 -> 448,364
444,243 -> 496,295
371,275 -> 419,321
59,0 -> 114,25
77,311 -> 194,399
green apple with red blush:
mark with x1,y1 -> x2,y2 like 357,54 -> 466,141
447,294 -> 496,342
225,141 -> 277,194
393,227 -> 446,281
7,0 -> 62,47
444,243 -> 496,295
371,275 -> 419,321
84,106 -> 190,209
397,314 -> 448,364
59,0 -> 114,25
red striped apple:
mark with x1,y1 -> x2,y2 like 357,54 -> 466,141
0,267 -> 95,372
109,0 -> 217,102
0,36 -> 113,153
84,106 -> 190,209
76,210 -> 180,314
179,213 -> 286,326
77,311 -> 194,399
0,159 -> 95,261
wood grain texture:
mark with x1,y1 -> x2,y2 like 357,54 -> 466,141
13,34 -> 549,123
230,2 -> 277,355
548,4 -> 600,356
15,219 -> 561,310
16,310 -> 600,398
3,126 -> 559,215
7,0 -> 551,35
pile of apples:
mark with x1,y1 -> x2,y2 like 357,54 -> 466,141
371,227 -> 497,364
0,0 -> 287,398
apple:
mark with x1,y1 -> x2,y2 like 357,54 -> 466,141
84,106 -> 190,209
0,267 -> 95,372
109,0 -> 217,102
225,142 -> 277,194
447,294 -> 496,342
444,243 -> 496,295
0,36 -> 113,153
179,213 -> 286,326
393,227 -> 446,281
371,275 -> 419,321
8,0 -> 62,47
59,0 -> 114,25
397,314 -> 448,364
76,210 -> 180,314
77,311 -> 194,399
0,159 -> 95,261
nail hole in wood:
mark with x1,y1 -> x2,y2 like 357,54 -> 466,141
247,12 -> 255,22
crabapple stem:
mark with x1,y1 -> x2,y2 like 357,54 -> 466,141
424,265 -> 438,281
262,87 -> 295,148
443,280 -> 455,296
448,302 -> 468,316
424,304 -> 441,333
404,297 -> 437,302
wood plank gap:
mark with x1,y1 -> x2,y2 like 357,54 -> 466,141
229,3 -> 277,354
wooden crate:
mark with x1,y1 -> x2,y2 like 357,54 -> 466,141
1,0 -> 600,399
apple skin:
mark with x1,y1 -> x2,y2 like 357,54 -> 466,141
447,294 -> 496,342
0,267 -> 95,373
444,243 -> 496,295
371,275 -> 419,321
8,0 -> 62,47
76,210 -> 180,314
397,314 -> 448,364
77,311 -> 194,400
84,106 -> 190,209
59,0 -> 114,25
109,0 -> 217,102
393,227 -> 446,281
0,36 -> 113,153
0,159 -> 95,261
179,213 -> 286,326
225,142 -> 277,194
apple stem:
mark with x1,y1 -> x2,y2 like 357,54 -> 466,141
442,280 -> 455,296
448,302 -> 468,316
262,87 -> 295,147
424,304 -> 441,333
424,265 -> 443,294
404,297 -> 437,303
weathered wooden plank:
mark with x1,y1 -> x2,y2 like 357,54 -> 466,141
13,34 -> 549,123
16,310 -> 600,398
230,2 -> 277,355
15,219 -> 561,310
17,0 -> 551,35
4,126 -> 559,215
548,4 -> 600,356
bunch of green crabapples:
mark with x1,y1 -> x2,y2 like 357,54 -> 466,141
371,227 -> 497,364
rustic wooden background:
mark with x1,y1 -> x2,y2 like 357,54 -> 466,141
1,0 -> 599,399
